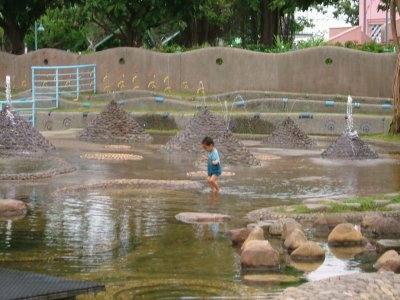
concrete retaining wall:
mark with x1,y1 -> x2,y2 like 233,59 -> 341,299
0,47 -> 396,98
36,111 -> 391,135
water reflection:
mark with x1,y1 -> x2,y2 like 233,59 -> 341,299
0,134 -> 398,297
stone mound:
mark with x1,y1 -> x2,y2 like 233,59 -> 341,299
80,152 -> 143,161
321,130 -> 378,159
0,105 -> 55,152
79,100 -> 152,143
164,108 -> 259,166
263,117 -> 314,149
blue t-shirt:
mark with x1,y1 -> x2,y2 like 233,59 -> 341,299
208,148 -> 222,176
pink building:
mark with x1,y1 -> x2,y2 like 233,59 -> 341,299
329,0 -> 400,44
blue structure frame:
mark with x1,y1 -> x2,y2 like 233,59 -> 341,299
15,64 -> 98,127
32,64 -> 96,109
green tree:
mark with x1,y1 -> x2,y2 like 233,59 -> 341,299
83,0 -> 177,47
0,0 -> 72,54
332,0 -> 359,26
25,4 -> 89,52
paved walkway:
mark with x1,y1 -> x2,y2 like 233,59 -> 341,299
275,273 -> 400,300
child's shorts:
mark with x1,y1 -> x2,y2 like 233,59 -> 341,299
208,164 -> 222,177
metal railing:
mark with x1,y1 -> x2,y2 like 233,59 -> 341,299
32,64 -> 96,111
0,99 -> 35,126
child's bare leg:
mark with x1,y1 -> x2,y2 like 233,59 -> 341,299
207,176 -> 216,191
210,175 -> 220,192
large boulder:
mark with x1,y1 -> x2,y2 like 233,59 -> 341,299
374,250 -> 399,270
225,228 -> 251,245
175,212 -> 231,224
0,199 -> 28,217
361,213 -> 382,229
282,219 -> 303,241
371,217 -> 400,237
241,227 -> 264,251
313,215 -> 347,236
378,256 -> 400,273
284,229 -> 308,250
240,240 -> 280,269
269,221 -> 284,236
290,241 -> 325,261
328,223 -> 365,246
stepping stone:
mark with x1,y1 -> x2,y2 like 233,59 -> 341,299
0,199 -> 28,218
243,274 -> 300,284
305,204 -> 331,212
247,220 -> 276,232
339,203 -> 361,209
175,212 -> 231,224
303,198 -> 336,204
385,204 -> 400,210
385,193 -> 399,198
377,239 -> 400,253
373,200 -> 391,206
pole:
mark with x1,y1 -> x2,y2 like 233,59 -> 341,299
34,21 -> 38,51
386,4 -> 389,46
363,0 -> 367,33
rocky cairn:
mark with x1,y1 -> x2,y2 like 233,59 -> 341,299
164,108 -> 259,166
321,130 -> 378,159
263,117 -> 314,149
322,96 -> 378,159
79,100 -> 152,143
0,104 -> 55,152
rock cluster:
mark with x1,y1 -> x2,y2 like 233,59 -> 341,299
263,117 -> 314,149
321,130 -> 378,159
0,104 -> 55,152
164,108 -> 259,166
79,100 -> 152,143
275,272 -> 400,300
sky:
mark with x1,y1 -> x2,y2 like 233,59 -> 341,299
296,5 -> 352,40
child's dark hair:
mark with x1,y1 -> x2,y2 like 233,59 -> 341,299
202,136 -> 214,146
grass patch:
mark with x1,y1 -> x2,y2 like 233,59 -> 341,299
275,193 -> 400,214
365,134 -> 400,144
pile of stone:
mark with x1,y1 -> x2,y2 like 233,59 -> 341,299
321,129 -> 378,159
79,100 -> 152,143
0,104 -> 55,152
263,117 -> 314,149
164,108 -> 259,166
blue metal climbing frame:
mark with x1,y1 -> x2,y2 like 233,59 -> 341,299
32,64 -> 96,108
9,64 -> 97,127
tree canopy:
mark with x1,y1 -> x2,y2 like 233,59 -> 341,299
0,0 -> 364,54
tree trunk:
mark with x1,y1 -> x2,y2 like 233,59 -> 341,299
390,51 -> 400,134
391,0 -> 399,52
4,21 -> 25,54
390,0 -> 400,134
260,0 -> 279,47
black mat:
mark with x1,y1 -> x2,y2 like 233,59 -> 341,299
0,269 -> 104,300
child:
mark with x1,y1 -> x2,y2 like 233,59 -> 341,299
201,136 -> 221,192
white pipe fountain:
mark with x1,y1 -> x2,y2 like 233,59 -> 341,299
4,75 -> 15,125
346,95 -> 358,139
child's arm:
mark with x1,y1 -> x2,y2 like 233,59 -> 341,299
211,151 -> 220,165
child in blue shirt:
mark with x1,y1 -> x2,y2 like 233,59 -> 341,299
201,136 -> 221,192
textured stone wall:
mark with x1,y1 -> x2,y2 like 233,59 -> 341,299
35,111 -> 392,135
0,46 -> 396,98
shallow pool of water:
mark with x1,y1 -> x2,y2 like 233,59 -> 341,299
0,133 -> 399,298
